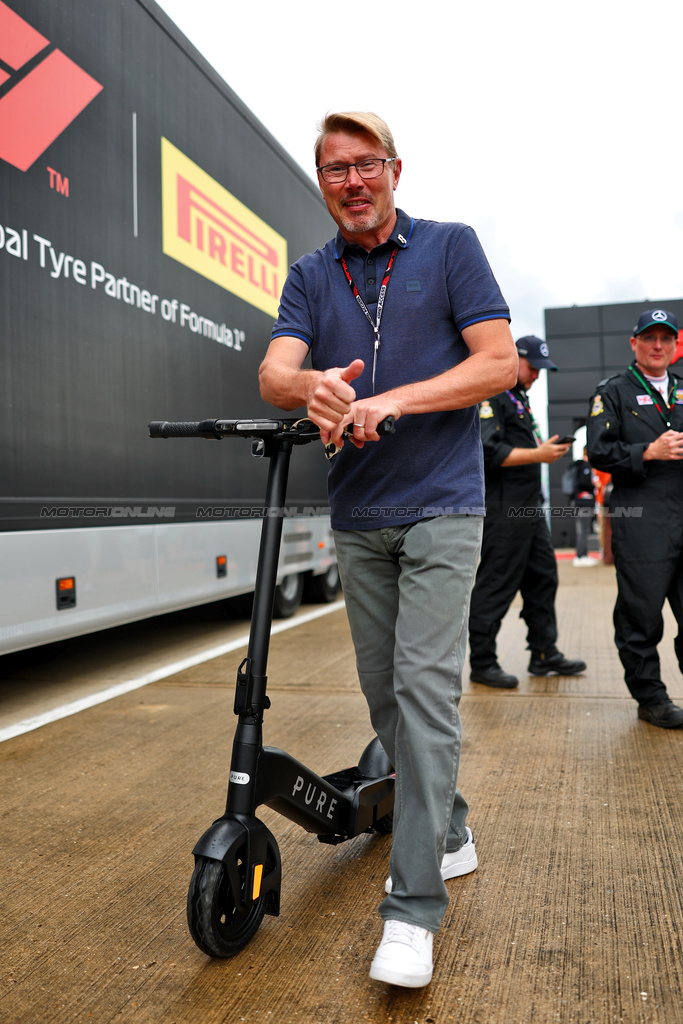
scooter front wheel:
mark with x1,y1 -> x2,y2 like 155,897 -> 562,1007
187,853 -> 266,957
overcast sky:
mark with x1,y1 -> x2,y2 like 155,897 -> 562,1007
156,0 -> 683,345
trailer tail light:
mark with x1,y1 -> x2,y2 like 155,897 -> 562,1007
216,555 -> 227,578
56,577 -> 76,610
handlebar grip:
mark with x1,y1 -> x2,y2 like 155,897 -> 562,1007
377,416 -> 396,435
149,420 -> 204,438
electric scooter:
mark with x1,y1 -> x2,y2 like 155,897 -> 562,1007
149,416 -> 395,958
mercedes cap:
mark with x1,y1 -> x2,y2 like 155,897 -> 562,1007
633,309 -> 679,336
515,335 -> 558,371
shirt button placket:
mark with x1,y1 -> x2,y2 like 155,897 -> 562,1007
366,257 -> 376,301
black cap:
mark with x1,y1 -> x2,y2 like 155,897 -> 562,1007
633,309 -> 679,337
515,335 -> 558,371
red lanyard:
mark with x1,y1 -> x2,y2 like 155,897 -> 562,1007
339,246 -> 398,391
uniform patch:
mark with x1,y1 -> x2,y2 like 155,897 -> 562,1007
590,395 -> 604,417
479,400 -> 494,419
636,394 -> 654,405
675,389 -> 683,404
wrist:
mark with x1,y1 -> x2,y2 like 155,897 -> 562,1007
303,369 -> 323,405
381,386 -> 407,417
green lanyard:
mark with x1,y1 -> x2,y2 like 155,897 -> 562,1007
628,364 -> 674,429
507,387 -> 543,445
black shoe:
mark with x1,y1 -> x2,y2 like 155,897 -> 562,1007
637,700 -> 683,729
470,665 -> 519,689
528,650 -> 586,676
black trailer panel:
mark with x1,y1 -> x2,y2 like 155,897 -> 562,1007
0,0 -> 337,653
1,0 -> 331,531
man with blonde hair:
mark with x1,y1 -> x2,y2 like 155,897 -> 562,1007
314,111 -> 398,165
260,111 -> 517,987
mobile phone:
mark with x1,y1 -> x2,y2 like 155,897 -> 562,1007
556,435 -> 575,444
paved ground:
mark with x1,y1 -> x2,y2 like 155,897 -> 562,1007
2,560 -> 682,1023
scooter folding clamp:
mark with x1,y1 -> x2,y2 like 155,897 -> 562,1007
234,657 -> 269,717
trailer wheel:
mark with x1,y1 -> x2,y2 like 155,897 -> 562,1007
272,573 -> 304,618
304,563 -> 341,604
187,854 -> 266,958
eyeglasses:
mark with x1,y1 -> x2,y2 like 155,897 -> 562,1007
636,332 -> 677,343
316,158 -> 396,184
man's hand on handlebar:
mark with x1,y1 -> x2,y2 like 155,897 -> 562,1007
346,397 -> 403,448
303,357 -> 402,457
323,411 -> 397,460
305,359 -> 400,447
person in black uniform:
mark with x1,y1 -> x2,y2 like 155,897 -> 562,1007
586,309 -> 683,728
568,448 -> 598,567
468,336 -> 587,688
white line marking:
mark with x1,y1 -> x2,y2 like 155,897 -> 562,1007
0,601 -> 345,744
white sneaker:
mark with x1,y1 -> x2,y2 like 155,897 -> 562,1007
573,555 -> 598,567
384,827 -> 477,893
369,919 -> 433,987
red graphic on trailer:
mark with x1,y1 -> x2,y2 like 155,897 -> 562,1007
0,1 -> 103,171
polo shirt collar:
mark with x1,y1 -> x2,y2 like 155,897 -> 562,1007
333,209 -> 414,260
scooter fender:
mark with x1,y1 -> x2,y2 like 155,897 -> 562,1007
357,735 -> 393,778
192,815 -> 282,916
192,815 -> 248,861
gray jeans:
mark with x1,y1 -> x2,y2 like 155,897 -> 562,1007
333,515 -> 483,933
574,507 -> 591,558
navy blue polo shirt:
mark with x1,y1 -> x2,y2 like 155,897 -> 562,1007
271,209 -> 510,530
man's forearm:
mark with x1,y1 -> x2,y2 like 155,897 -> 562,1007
501,437 -> 571,467
259,359 -> 319,411
500,447 -> 541,467
380,349 -> 518,416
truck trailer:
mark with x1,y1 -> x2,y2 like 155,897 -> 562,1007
0,0 -> 337,655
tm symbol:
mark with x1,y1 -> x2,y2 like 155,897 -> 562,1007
47,167 -> 69,197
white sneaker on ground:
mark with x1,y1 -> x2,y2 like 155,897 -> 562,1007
384,826 -> 477,894
573,555 -> 598,567
369,919 -> 434,987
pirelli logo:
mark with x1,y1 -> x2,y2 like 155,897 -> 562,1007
0,1 -> 103,171
161,138 -> 286,318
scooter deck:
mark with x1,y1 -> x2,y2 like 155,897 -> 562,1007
257,746 -> 394,843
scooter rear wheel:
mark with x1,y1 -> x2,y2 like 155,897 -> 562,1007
187,852 -> 266,957
373,811 -> 394,834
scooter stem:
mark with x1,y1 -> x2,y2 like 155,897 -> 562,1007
249,437 -> 292,682
227,436 -> 293,817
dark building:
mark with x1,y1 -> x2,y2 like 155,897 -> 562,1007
543,297 -> 683,547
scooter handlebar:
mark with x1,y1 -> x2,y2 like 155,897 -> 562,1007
149,416 -> 396,441
149,419 -> 286,439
